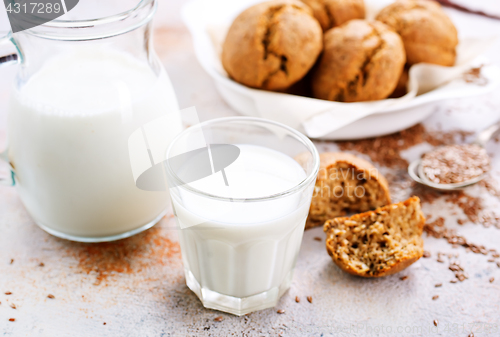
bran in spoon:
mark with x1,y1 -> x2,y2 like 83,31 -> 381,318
421,144 -> 490,184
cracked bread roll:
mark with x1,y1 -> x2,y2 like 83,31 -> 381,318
306,152 -> 391,229
221,0 -> 323,91
312,20 -> 406,102
300,0 -> 365,31
324,196 -> 425,277
376,0 -> 458,66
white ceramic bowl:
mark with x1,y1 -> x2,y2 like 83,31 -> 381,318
182,0 -> 500,140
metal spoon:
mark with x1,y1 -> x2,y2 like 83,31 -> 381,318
408,121 -> 500,191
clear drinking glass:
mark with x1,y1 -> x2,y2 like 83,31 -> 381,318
0,0 -> 182,242
165,117 -> 320,315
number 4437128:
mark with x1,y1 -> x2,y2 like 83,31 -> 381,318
6,2 -> 62,14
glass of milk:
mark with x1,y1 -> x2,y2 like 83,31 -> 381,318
0,0 -> 182,241
164,117 -> 320,315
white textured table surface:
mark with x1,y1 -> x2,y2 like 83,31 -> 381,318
1,1 -> 500,336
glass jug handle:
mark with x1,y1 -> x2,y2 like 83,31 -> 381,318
0,151 -> 14,186
0,33 -> 18,68
0,33 -> 17,186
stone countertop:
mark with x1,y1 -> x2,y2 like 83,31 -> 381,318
1,1 -> 500,336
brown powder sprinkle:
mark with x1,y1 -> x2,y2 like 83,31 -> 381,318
432,295 -> 439,300
497,262 -> 500,268
295,296 -> 300,303
39,262 -> 44,267
47,294 -> 55,299
63,223 -> 181,285
400,276 -> 408,281
277,309 -> 286,314
444,191 -> 500,229
433,319 -> 438,327
412,185 -> 442,205
450,279 -> 458,283
423,251 -> 431,258
435,283 -> 442,287
9,318 -> 15,322
468,333 -> 475,337
490,277 -> 495,283
10,259 -> 13,264
103,323 -> 107,325
337,124 -> 472,169
313,237 -> 322,242
214,316 -> 223,322
409,169 -> 500,233
307,296 -> 313,303
424,220 -> 495,264
463,65 -> 488,86
432,218 -> 445,227
337,124 -> 425,169
5,292 -> 12,295
10,304 -> 16,309
480,179 -> 500,199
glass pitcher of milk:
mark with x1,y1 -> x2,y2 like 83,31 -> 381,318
0,0 -> 182,241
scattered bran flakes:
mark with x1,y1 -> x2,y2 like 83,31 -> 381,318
337,124 -> 472,169
63,218 -> 181,285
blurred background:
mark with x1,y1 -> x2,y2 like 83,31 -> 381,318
1,0 -> 499,146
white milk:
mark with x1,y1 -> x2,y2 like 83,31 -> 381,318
8,49 -> 182,238
172,145 -> 310,299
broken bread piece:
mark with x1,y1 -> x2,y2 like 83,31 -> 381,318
306,152 -> 391,229
324,196 -> 425,277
